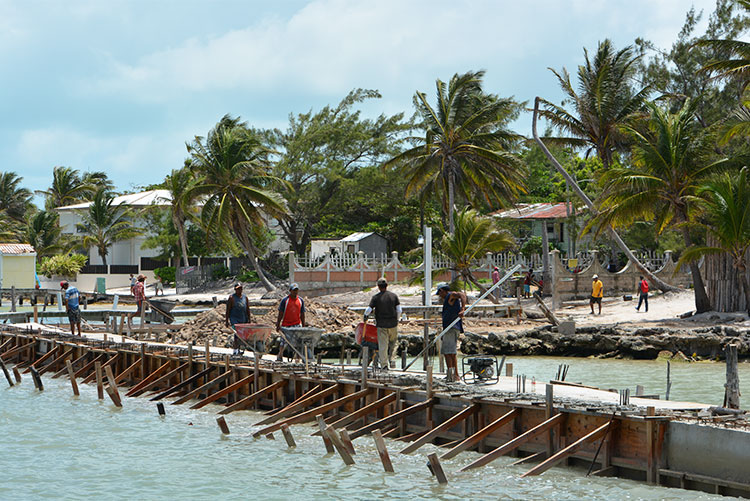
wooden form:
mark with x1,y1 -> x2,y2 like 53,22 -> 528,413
372,429 -> 394,472
218,379 -> 288,415
128,362 -> 189,398
401,403 -> 480,455
349,398 -> 436,440
521,421 -> 612,477
38,347 -> 74,375
23,344 -> 61,373
442,408 -> 519,460
255,384 -> 335,426
65,360 -> 79,396
325,392 -> 397,431
52,351 -> 89,379
150,366 -> 215,401
190,374 -> 255,410
171,372 -> 231,406
82,353 -> 120,384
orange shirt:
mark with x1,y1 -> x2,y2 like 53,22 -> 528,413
279,296 -> 304,327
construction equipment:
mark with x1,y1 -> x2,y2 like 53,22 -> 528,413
461,356 -> 500,385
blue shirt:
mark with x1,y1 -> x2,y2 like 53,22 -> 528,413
228,293 -> 248,326
441,293 -> 463,332
65,287 -> 80,310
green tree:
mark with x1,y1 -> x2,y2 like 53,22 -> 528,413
24,210 -> 69,257
36,166 -> 94,210
267,89 -> 408,254
592,100 -> 727,312
164,166 -> 198,267
441,207 -> 514,301
0,171 -> 33,223
75,188 -> 142,266
81,171 -> 115,193
385,70 -> 526,234
679,167 -> 750,314
187,115 -> 286,291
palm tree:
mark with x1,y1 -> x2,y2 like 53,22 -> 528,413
164,166 -> 198,268
187,115 -> 286,292
384,70 -> 526,234
533,39 -> 679,294
678,167 -> 750,314
81,171 -> 115,193
0,171 -> 33,222
36,166 -> 93,209
75,188 -> 142,266
696,0 -> 750,81
24,210 -> 69,257
592,100 -> 727,312
441,207 -> 514,302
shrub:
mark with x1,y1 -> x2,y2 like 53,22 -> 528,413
39,254 -> 88,278
520,236 -> 543,258
212,265 -> 231,280
154,266 -> 175,285
237,267 -> 258,283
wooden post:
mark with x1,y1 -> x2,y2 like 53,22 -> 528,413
10,286 -> 16,312
104,366 -> 119,397
216,416 -> 230,435
724,343 -> 740,409
12,366 -> 21,383
426,366 -> 433,398
372,429 -> 394,472
315,414 -> 335,453
157,402 -> 166,416
280,423 -> 296,448
361,346 -> 368,389
327,425 -> 356,465
33,305 -> 38,323
0,357 -> 13,387
427,453 -> 448,484
340,429 -> 356,455
253,355 -> 260,409
30,366 -> 43,391
95,362 -> 104,400
423,319 -> 430,371
105,385 -> 122,407
140,343 -> 147,379
646,406 -> 656,484
506,363 -> 513,377
546,384 -> 555,457
66,360 -> 79,396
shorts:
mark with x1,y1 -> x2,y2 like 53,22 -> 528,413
590,296 -> 602,305
135,300 -> 144,314
523,284 -> 530,293
441,328 -> 460,355
67,308 -> 81,324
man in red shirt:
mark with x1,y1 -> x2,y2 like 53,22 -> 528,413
275,283 -> 306,361
635,276 -> 649,312
128,274 -> 147,327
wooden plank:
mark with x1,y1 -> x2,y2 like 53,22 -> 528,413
442,408 -> 519,460
73,354 -> 105,378
150,366 -> 215,401
189,374 -> 255,410
216,416 -> 230,435
510,451 -> 547,466
254,384 -> 335,426
340,429 -> 356,455
23,344 -> 61,373
0,356 -> 13,387
460,413 -> 565,471
349,398 -> 436,440
95,362 -> 104,400
125,361 -> 173,396
372,429 -> 394,472
104,365 -> 121,405
253,388 -> 372,437
327,424 -> 355,465
83,353 -> 120,384
427,453 -> 448,484
264,383 -> 322,417
401,403 -> 480,455
105,385 -> 122,407
280,424 -> 296,448
0,341 -> 36,361
52,351 -> 89,379
324,392 -> 397,432
12,366 -> 21,383
171,372 -> 231,405
218,379 -> 288,415
65,360 -> 79,396
129,362 -> 190,397
316,414 -> 335,453
38,347 -> 74,375
114,358 -> 141,384
521,421 -> 611,477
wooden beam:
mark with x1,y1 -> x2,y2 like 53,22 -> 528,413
510,451 -> 547,466
149,366 -> 215,401
171,372 -> 231,405
460,413 -> 565,471
254,384 -> 337,426
263,383 -> 323,418
253,388 -> 372,437
38,347 -> 74,375
218,379 -> 288,415
427,453 -> 448,484
73,353 -> 105,378
372,429 -> 394,472
0,356 -> 13,387
316,414 -> 335,453
104,365 -> 122,405
82,353 -> 120,384
125,361 -> 173,397
114,358 -> 141,385
401,403 -> 480,455
327,424 -> 356,465
23,344 -> 61,373
129,362 -> 190,397
441,408 -> 519,460
0,341 -> 36,361
189,374 -> 255,410
216,416 -> 230,435
323,392 -> 397,432
521,421 -> 612,477
95,362 -> 104,400
349,398 -> 436,440
280,424 -> 296,448
52,351 -> 89,379
65,360 -> 79,396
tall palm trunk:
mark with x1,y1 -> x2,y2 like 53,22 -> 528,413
737,260 -> 750,316
172,213 -> 190,268
463,270 -> 499,304
448,169 -> 456,234
676,215 -> 711,313
233,221 -> 276,292
532,97 -> 679,294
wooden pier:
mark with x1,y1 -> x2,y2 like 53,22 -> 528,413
1,327 -> 749,498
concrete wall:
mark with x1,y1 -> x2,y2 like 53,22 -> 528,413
1,255 -> 36,288
357,234 -> 388,256
666,421 -> 750,483
39,270 -> 156,293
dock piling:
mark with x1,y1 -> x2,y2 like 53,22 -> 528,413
95,362 -> 104,400
315,414 -> 335,453
157,402 -> 165,416
66,360 -> 79,396
372,429 -> 394,472
0,357 -> 13,387
216,416 -> 230,435
280,423 -> 296,448
427,453 -> 448,484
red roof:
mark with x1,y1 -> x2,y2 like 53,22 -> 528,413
492,203 -> 582,220
0,243 -> 36,254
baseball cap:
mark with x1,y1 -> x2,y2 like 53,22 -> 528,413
234,283 -> 242,289
377,278 -> 387,286
436,283 -> 450,294
592,274 -> 598,279
289,283 -> 299,290
60,280 -> 68,288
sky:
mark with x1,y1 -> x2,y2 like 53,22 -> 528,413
0,0 -> 722,204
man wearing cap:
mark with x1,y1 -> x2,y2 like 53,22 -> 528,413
128,274 -> 147,326
275,283 -> 306,361
590,274 -> 604,315
364,278 -> 402,370
60,281 -> 82,336
226,283 -> 252,356
437,284 -> 467,382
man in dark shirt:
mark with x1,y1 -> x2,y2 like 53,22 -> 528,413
364,278 -> 402,370
437,283 -> 466,382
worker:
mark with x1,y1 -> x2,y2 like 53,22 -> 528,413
275,283 -> 306,361
590,274 -> 604,315
364,277 -> 402,371
523,269 -> 534,298
129,273 -> 137,295
636,275 -> 649,312
128,274 -> 147,327
60,281 -> 82,336
225,283 -> 252,355
436,283 -> 467,382
491,266 -> 501,299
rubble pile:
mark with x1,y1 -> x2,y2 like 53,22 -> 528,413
171,304 -> 246,346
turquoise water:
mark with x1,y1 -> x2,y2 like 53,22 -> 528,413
0,374 -> 731,500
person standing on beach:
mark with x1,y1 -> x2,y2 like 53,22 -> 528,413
364,278 -> 402,370
437,283 -> 466,382
225,283 -> 252,355
275,283 -> 306,361
590,274 -> 603,315
491,266 -> 501,299
60,281 -> 81,336
523,269 -> 533,298
129,273 -> 137,295
129,275 -> 147,326
636,276 -> 649,312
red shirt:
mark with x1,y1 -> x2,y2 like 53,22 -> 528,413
640,280 -> 649,294
133,282 -> 145,302
279,296 -> 304,327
